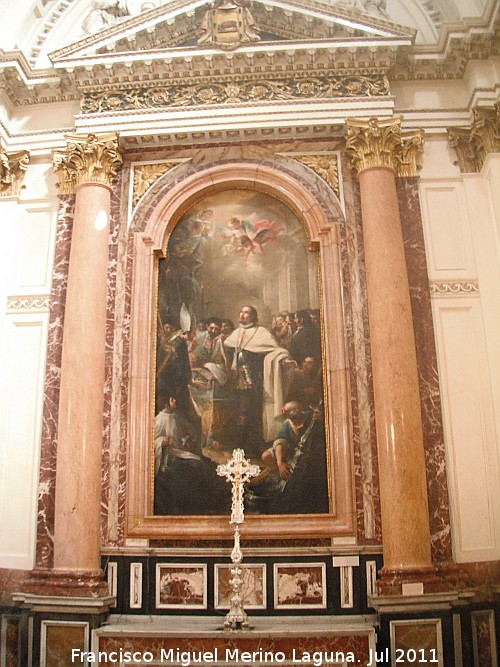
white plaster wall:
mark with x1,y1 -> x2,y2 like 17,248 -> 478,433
420,141 -> 500,562
0,160 -> 57,569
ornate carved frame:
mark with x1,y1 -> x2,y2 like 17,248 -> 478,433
126,162 -> 354,539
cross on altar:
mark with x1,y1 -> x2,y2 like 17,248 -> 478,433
217,449 -> 260,525
217,448 -> 260,630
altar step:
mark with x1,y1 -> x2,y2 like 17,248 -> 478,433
92,615 -> 378,667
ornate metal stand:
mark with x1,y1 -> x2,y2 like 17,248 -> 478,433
217,448 -> 260,630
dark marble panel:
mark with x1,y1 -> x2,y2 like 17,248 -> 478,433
341,159 -> 381,545
398,177 -> 452,563
35,195 -> 74,569
0,614 -> 20,667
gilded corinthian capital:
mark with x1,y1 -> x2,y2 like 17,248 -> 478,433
0,145 -> 30,197
448,103 -> 500,173
345,117 -> 424,176
53,133 -> 123,194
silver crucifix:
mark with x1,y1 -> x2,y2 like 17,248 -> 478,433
216,448 -> 260,630
217,448 -> 260,525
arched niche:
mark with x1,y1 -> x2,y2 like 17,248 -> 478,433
126,162 -> 355,539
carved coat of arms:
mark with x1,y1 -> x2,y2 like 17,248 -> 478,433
198,0 -> 260,50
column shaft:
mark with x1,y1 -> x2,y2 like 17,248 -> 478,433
53,183 -> 110,571
358,166 -> 432,571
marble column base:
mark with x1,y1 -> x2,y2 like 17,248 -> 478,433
17,568 -> 109,598
369,588 -> 475,614
376,563 -> 471,596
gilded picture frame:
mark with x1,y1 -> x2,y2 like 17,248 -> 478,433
126,163 -> 354,540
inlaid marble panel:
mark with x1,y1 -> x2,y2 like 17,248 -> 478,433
390,619 -> 443,667
40,621 -> 88,667
274,563 -> 326,609
472,610 -> 498,667
156,564 -> 207,609
215,564 -> 266,609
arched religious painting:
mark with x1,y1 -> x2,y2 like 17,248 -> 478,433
153,190 -> 331,518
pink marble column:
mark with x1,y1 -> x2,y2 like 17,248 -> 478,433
24,134 -> 122,596
346,118 -> 434,590
53,181 -> 111,574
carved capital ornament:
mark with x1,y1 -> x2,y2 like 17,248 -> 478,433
53,133 -> 123,194
448,103 -> 500,173
345,117 -> 424,176
0,146 -> 30,197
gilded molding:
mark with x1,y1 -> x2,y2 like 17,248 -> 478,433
291,154 -> 339,199
81,75 -> 389,113
132,162 -> 180,207
448,103 -> 500,173
430,281 -> 479,297
0,147 -> 30,197
53,133 -> 123,194
345,117 -> 424,176
6,295 -> 51,313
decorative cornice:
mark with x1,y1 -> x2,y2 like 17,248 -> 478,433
6,295 -> 51,313
290,154 -> 340,199
52,133 -> 123,194
0,146 -> 29,197
132,161 -> 183,207
0,2 -> 497,110
82,74 -> 390,114
429,281 -> 480,297
448,103 -> 500,173
345,117 -> 424,175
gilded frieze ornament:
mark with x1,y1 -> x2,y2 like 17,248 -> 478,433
132,162 -> 179,207
448,103 -> 499,173
82,75 -> 389,114
53,133 -> 123,194
345,117 -> 424,176
292,154 -> 340,199
0,146 -> 29,197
